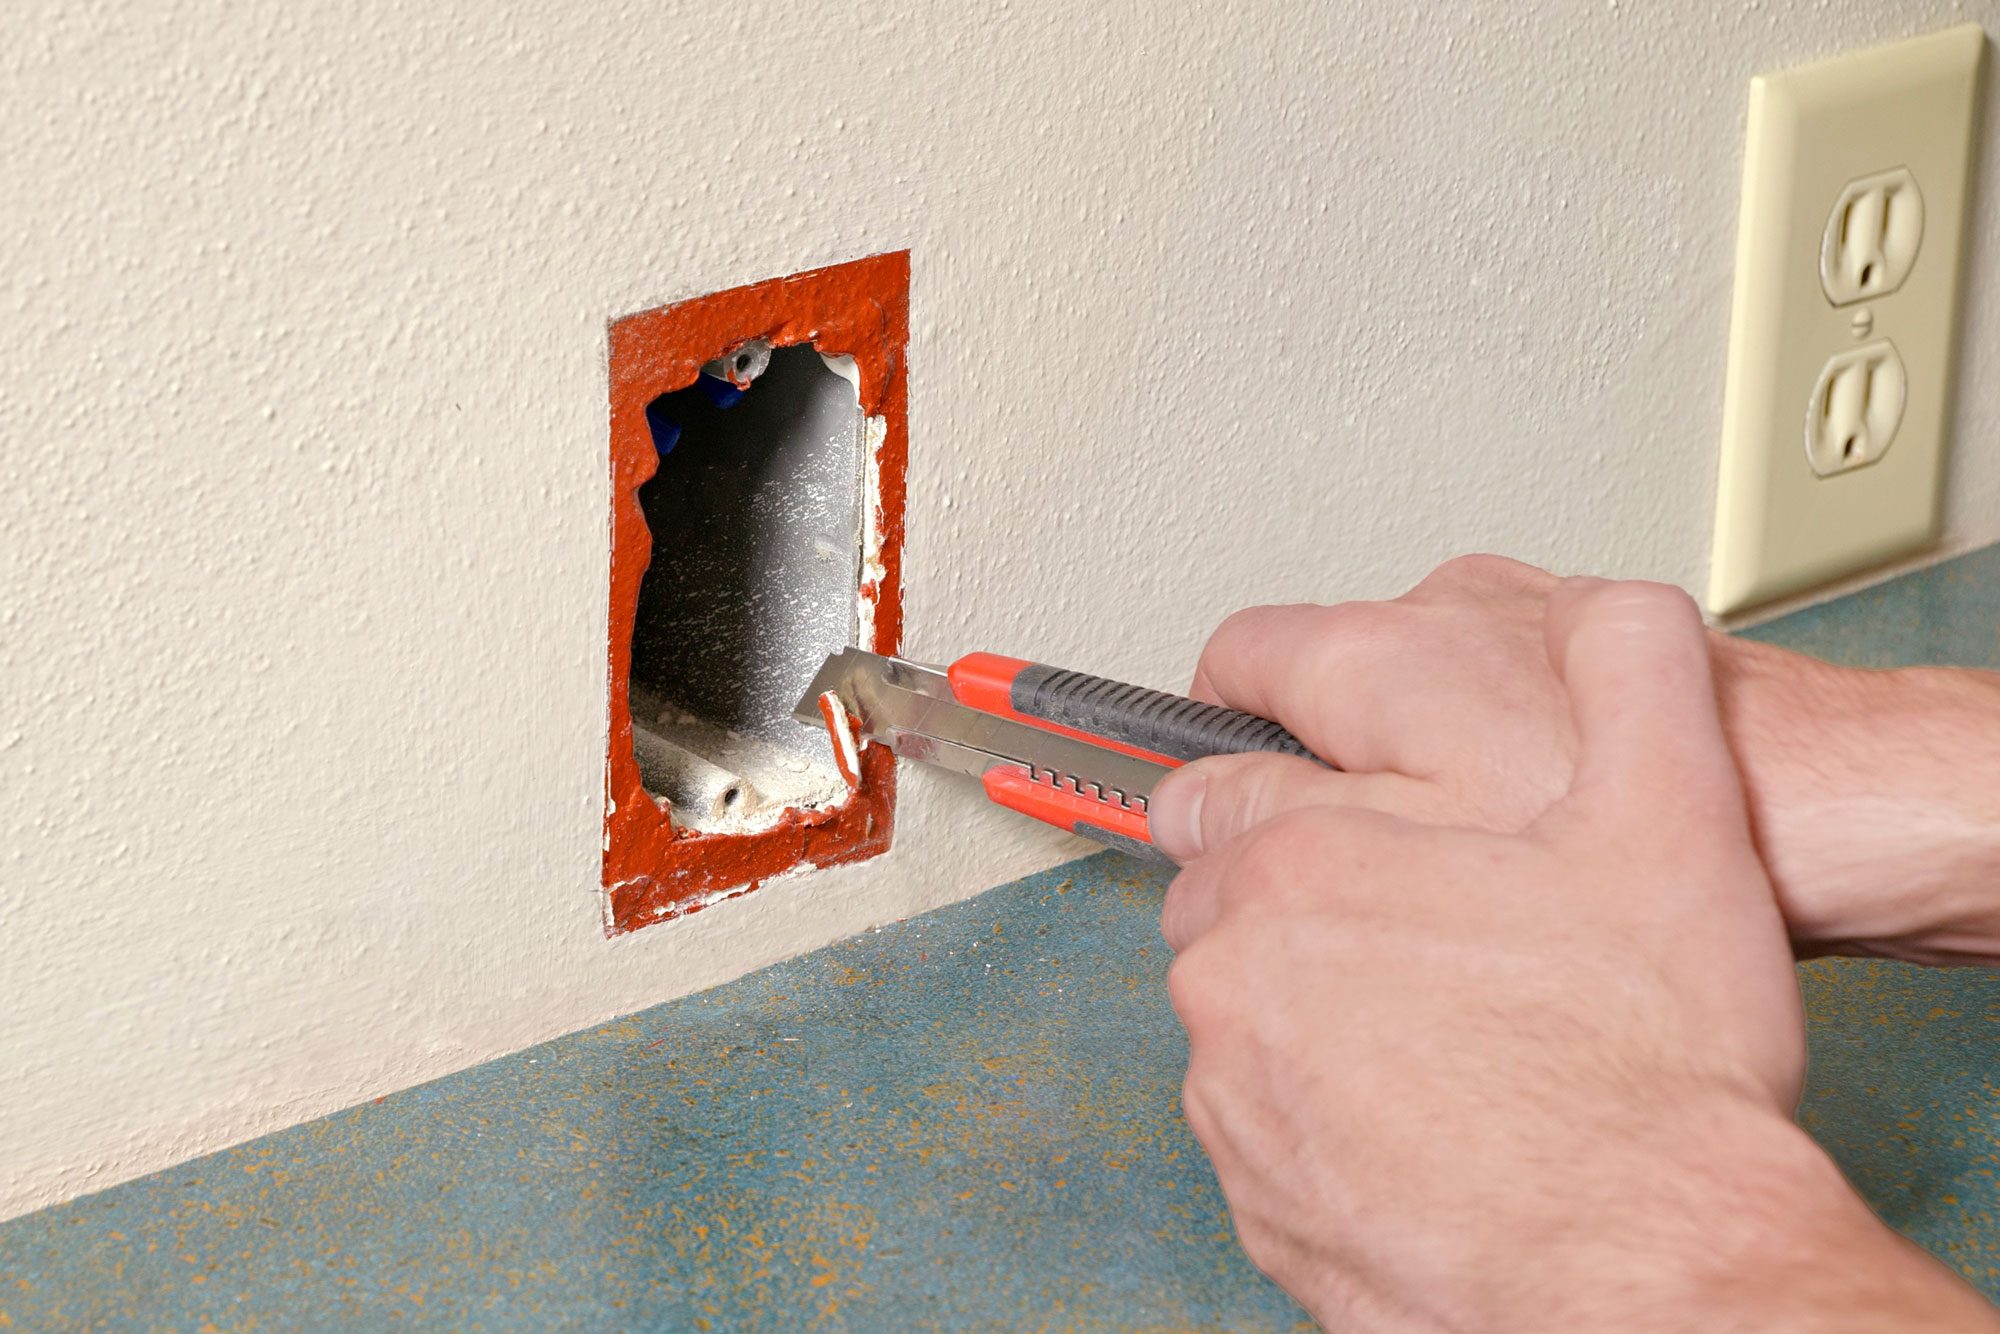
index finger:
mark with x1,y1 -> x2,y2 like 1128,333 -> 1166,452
1159,806 -> 1391,952
1189,603 -> 1326,708
1159,809 -> 1275,952
1187,602 -> 1404,766
1159,856 -> 1223,954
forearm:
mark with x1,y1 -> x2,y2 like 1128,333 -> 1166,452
1693,1122 -> 1999,1331
1718,639 -> 2000,962
1544,1110 -> 1998,1333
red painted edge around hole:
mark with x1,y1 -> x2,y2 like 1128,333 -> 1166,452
602,251 -> 909,934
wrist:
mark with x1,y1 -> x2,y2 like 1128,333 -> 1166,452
1683,1116 -> 1996,1331
1541,1104 -> 1995,1333
1717,638 -> 2000,960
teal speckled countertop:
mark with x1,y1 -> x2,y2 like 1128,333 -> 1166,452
3,544 -> 1999,1330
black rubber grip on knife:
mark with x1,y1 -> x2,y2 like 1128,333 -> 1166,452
1011,664 -> 1325,766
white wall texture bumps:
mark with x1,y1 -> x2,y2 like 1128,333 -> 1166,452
3,1 -> 1997,1220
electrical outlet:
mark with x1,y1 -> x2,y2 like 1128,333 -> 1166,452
1820,168 -> 1924,306
1806,341 -> 1906,475
1708,25 -> 1986,616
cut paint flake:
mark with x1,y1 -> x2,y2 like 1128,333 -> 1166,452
817,690 -> 864,790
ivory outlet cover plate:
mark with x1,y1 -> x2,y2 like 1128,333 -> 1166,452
1708,25 -> 1986,616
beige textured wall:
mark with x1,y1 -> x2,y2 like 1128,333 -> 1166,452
2,1 -> 1996,1221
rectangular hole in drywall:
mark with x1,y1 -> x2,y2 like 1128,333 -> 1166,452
603,251 -> 907,931
627,343 -> 864,834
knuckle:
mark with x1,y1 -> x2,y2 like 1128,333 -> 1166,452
1199,603 -> 1285,665
1252,805 -> 1342,856
1164,952 -> 1214,1025
1310,598 -> 1395,638
1158,877 -> 1206,954
1179,1070 -> 1216,1141
1574,578 -> 1701,634
1438,551 -> 1508,581
1296,604 -> 1403,684
1234,1219 -> 1293,1285
1412,552 -> 1554,602
1200,755 -> 1311,844
1442,552 -> 1537,585
1212,602 -> 1280,640
1417,552 -> 1505,593
1193,608 -> 1270,696
1239,762 -> 1298,830
1231,827 -> 1289,892
1232,808 -> 1340,894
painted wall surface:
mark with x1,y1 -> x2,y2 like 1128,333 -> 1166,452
2,1 -> 1997,1221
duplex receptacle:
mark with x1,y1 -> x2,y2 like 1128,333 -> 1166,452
1709,25 -> 1985,616
1806,341 -> 1907,476
1820,167 -> 1924,307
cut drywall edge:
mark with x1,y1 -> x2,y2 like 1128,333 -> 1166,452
856,413 -> 890,649
601,253 -> 909,932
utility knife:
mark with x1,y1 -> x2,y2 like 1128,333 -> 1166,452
792,648 -> 1321,860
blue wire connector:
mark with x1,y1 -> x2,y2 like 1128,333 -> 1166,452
647,372 -> 749,459
645,396 -> 683,459
695,374 -> 746,411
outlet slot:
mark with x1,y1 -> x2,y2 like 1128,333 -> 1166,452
628,347 -> 862,834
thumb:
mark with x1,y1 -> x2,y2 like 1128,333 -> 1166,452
1147,753 -> 1430,863
1542,577 -> 1745,831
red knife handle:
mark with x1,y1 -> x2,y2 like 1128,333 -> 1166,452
980,768 -> 1154,847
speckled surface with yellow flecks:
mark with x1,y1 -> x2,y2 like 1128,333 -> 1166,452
2,544 -> 1998,1330
1,859 -> 1309,1332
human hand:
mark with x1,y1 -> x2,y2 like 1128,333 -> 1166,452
1156,555 -> 2000,964
1158,579 -> 1995,1330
